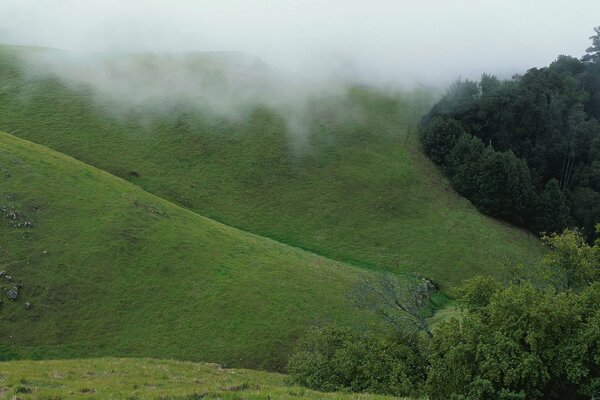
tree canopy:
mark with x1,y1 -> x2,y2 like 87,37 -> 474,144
420,27 -> 600,240
583,26 -> 600,64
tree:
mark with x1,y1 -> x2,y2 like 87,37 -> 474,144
447,133 -> 486,198
563,284 -> 600,398
532,178 -> 570,234
473,148 -> 532,224
428,282 -> 598,400
479,73 -> 501,96
420,117 -> 465,167
560,105 -> 586,189
287,326 -> 428,397
427,227 -> 600,399
420,28 -> 600,240
580,62 -> 600,120
353,273 -> 434,337
549,55 -> 585,76
453,276 -> 502,311
426,79 -> 481,124
539,227 -> 599,291
582,26 -> 600,64
571,188 -> 600,241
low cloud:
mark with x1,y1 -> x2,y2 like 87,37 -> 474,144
1,1 -> 598,150
1,0 -> 599,86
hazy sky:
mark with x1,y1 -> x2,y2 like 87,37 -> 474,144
1,0 -> 599,86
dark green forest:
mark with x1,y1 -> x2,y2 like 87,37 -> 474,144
420,27 -> 600,240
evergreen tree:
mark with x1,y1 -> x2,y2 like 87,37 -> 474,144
532,178 -> 570,234
447,133 -> 485,198
473,149 -> 532,224
420,27 -> 600,240
582,26 -> 600,64
420,117 -> 464,166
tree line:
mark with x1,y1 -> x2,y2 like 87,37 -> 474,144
420,27 -> 600,240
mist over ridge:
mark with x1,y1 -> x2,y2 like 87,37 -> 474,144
10,45 -> 372,151
1,1 -> 599,149
2,0 -> 600,87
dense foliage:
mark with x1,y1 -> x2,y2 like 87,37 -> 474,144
428,282 -> 600,399
289,228 -> 600,399
420,27 -> 600,240
429,227 -> 599,399
287,327 -> 428,397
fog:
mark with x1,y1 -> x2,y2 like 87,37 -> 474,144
0,1 -> 598,147
1,0 -> 599,86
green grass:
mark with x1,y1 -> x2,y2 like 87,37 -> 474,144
0,44 -> 545,289
0,358 -> 405,399
0,132 -> 381,370
0,44 -> 546,373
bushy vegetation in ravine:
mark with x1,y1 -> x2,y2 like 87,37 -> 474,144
288,227 -> 600,399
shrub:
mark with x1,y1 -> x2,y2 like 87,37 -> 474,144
287,326 -> 427,397
453,276 -> 502,311
427,282 -> 600,399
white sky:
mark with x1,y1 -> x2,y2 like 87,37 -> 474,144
1,0 -> 599,86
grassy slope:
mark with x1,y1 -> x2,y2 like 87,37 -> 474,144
0,45 -> 544,288
0,132 -> 377,370
0,358 -> 404,400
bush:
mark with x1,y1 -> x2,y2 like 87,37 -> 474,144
453,276 -> 502,311
287,326 -> 427,397
427,282 -> 600,400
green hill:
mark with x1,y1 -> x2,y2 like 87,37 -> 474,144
0,44 -> 545,288
0,132 -> 375,370
0,358 -> 402,399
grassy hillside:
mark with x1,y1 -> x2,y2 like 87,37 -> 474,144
0,358 -> 404,399
0,132 -> 378,370
0,45 -> 545,288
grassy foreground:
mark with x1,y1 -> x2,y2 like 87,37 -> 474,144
0,44 -> 545,288
0,358 -> 403,399
0,132 -> 377,369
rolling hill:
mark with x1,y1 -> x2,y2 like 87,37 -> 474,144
0,44 -> 545,289
0,131 -> 376,370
